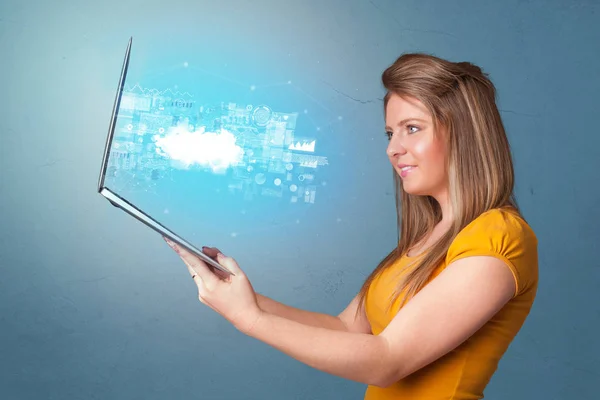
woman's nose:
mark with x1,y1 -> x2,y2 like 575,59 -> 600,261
387,139 -> 407,157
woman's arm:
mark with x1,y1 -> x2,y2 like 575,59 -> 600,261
202,246 -> 371,333
245,256 -> 516,387
256,294 -> 347,331
257,293 -> 373,334
245,313 -> 389,386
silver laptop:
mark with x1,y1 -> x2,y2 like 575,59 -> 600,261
97,37 -> 233,276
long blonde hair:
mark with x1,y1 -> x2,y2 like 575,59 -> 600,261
356,53 -> 520,316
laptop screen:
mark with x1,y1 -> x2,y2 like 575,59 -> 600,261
102,39 -> 334,246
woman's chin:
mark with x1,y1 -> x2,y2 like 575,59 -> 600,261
400,182 -> 428,196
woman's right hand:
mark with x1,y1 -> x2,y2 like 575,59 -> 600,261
201,246 -> 230,280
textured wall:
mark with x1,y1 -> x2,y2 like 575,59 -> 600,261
1,0 -> 598,398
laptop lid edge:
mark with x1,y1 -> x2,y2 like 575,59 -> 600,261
97,37 -> 133,192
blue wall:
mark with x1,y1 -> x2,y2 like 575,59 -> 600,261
1,0 -> 598,398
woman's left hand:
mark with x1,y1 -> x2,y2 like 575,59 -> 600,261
163,237 -> 263,334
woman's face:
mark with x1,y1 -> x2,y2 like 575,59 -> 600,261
385,93 -> 448,198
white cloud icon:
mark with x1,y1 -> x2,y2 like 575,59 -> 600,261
153,126 -> 244,174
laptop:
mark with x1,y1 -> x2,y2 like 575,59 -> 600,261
97,37 -> 234,276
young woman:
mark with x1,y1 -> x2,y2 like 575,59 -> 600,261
165,53 -> 538,400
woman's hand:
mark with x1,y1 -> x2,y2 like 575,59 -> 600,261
163,238 -> 263,334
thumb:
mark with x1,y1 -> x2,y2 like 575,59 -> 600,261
201,246 -> 222,259
217,252 -> 243,275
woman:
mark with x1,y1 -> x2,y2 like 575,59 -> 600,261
164,52 -> 538,399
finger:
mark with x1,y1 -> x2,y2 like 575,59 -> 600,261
184,260 -> 198,279
186,256 -> 221,289
216,252 -> 243,275
201,247 -> 234,280
201,246 -> 222,259
192,274 -> 206,296
165,238 -> 220,288
185,265 -> 208,302
209,266 -> 231,281
201,247 -> 228,279
189,260 -> 221,289
183,258 -> 210,291
186,263 -> 215,306
191,275 -> 209,305
191,275 -> 221,315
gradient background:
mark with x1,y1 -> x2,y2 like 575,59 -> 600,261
1,0 -> 599,399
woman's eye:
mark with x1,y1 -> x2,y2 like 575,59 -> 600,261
385,131 -> 393,140
408,125 -> 419,134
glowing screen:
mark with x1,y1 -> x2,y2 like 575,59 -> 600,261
103,41 -> 338,244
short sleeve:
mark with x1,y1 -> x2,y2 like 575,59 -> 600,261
445,208 -> 539,297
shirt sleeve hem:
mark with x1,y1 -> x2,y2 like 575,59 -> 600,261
447,251 -> 520,298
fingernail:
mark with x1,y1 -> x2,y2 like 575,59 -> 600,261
165,238 -> 177,251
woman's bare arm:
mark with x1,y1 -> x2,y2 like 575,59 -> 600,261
256,294 -> 347,331
201,246 -> 371,334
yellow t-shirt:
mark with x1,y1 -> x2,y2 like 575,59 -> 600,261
364,207 -> 538,400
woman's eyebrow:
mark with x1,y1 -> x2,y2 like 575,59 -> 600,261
385,118 -> 429,130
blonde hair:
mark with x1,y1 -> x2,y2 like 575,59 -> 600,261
356,53 -> 520,316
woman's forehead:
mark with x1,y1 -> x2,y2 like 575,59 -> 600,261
385,94 -> 432,123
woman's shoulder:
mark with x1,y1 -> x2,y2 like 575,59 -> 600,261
447,206 -> 538,265
457,206 -> 537,244
447,206 -> 539,296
